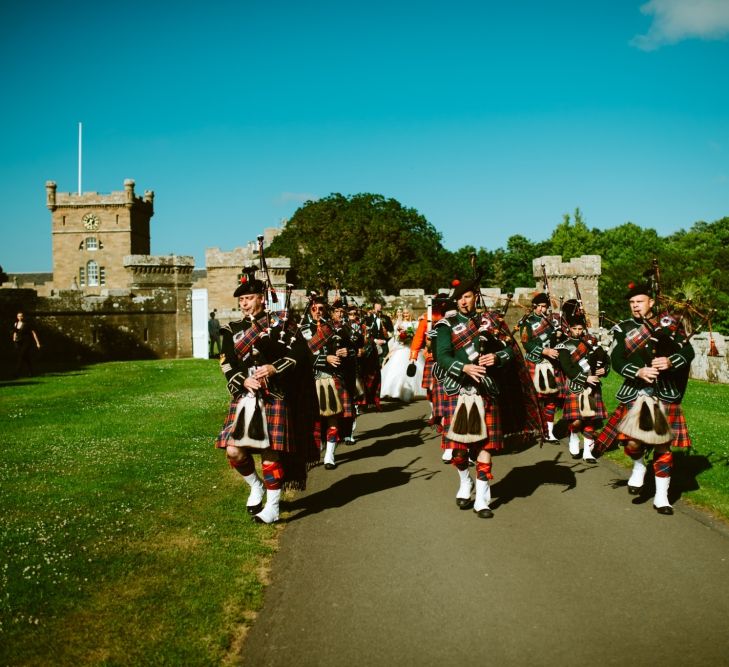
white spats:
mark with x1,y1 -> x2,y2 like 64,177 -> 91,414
456,468 -> 474,500
582,437 -> 596,462
243,472 -> 265,510
324,439 -> 337,468
628,458 -> 647,490
474,479 -> 491,512
654,476 -> 672,511
568,431 -> 581,457
546,421 -> 556,441
442,448 -> 453,463
254,488 -> 281,524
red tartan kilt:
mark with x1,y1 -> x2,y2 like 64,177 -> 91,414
422,357 -> 434,391
440,391 -> 503,452
331,376 -> 354,418
431,378 -> 444,418
361,366 -> 381,404
216,395 -> 292,452
596,400 -> 691,452
525,358 -> 567,400
561,387 -> 608,422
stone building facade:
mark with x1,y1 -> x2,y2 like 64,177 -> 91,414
46,179 -> 154,293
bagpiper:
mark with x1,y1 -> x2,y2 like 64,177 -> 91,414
520,292 -> 566,442
216,272 -> 314,524
555,306 -> 610,463
300,296 -> 356,469
435,280 -> 540,519
595,281 -> 694,515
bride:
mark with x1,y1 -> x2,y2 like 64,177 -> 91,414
380,309 -> 427,402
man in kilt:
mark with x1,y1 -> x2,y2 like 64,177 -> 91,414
346,303 -> 367,442
435,281 -> 516,519
595,282 -> 694,515
300,297 -> 355,470
520,292 -> 566,442
216,274 -> 306,524
360,301 -> 393,410
555,309 -> 609,463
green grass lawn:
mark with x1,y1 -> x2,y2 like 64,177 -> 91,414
0,360 -> 279,666
1,360 -> 728,664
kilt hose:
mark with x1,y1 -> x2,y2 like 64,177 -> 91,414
216,394 -> 292,452
561,386 -> 608,422
525,358 -> 567,401
595,400 -> 691,453
440,391 -> 504,453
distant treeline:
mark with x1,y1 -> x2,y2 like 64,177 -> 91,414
268,194 -> 728,334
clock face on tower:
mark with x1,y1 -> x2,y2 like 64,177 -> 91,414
82,213 -> 100,231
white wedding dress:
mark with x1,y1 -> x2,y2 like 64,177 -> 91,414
380,320 -> 427,402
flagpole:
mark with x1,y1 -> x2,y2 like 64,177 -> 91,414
78,122 -> 82,195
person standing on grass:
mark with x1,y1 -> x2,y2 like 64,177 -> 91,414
595,281 -> 694,516
12,311 -> 41,378
208,311 -> 221,358
216,272 -> 313,524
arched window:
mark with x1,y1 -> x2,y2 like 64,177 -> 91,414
85,237 -> 98,250
87,260 -> 100,287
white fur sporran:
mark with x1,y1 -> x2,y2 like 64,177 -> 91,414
316,376 -> 343,417
618,394 -> 673,445
533,360 -> 559,395
446,392 -> 487,444
578,387 -> 596,418
228,393 -> 270,449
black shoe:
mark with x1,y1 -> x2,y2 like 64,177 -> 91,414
571,453 -> 581,460
246,502 -> 263,515
627,485 -> 642,495
456,497 -> 473,510
474,508 -> 494,519
654,504 -> 674,515
324,462 -> 337,470
583,457 -> 598,464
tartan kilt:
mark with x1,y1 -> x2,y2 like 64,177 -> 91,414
525,358 -> 567,401
325,375 -> 354,418
362,365 -> 381,405
595,400 -> 691,452
422,357 -> 434,391
440,391 -> 503,452
561,386 -> 608,422
216,394 -> 292,452
431,377 -> 444,418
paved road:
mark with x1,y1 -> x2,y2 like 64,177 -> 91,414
241,399 -> 729,667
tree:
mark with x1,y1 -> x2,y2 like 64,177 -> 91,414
267,193 -> 450,295
547,208 -> 600,259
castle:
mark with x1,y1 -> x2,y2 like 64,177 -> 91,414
1,177 -> 605,370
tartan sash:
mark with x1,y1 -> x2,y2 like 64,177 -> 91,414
306,320 -> 333,354
529,315 -> 553,339
450,317 -> 479,352
623,316 -> 658,356
232,317 -> 266,359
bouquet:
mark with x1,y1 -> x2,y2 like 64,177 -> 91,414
397,325 -> 415,346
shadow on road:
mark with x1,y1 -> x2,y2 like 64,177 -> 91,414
284,458 -> 437,521
490,451 -> 588,509
608,449 -> 713,505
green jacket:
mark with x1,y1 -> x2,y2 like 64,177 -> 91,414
610,316 -> 693,404
435,310 -> 513,397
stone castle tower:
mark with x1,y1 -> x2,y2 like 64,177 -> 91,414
46,179 -> 154,292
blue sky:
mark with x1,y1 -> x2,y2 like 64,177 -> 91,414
1,0 -> 728,272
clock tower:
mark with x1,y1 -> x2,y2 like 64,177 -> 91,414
46,179 -> 154,293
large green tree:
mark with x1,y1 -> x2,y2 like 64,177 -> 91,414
267,193 -> 450,295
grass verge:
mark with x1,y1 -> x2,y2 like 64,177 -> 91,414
0,359 -> 279,665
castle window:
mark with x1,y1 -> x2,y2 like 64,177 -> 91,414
100,267 -> 106,286
87,260 -> 100,286
85,237 -> 98,250
79,266 -> 86,287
